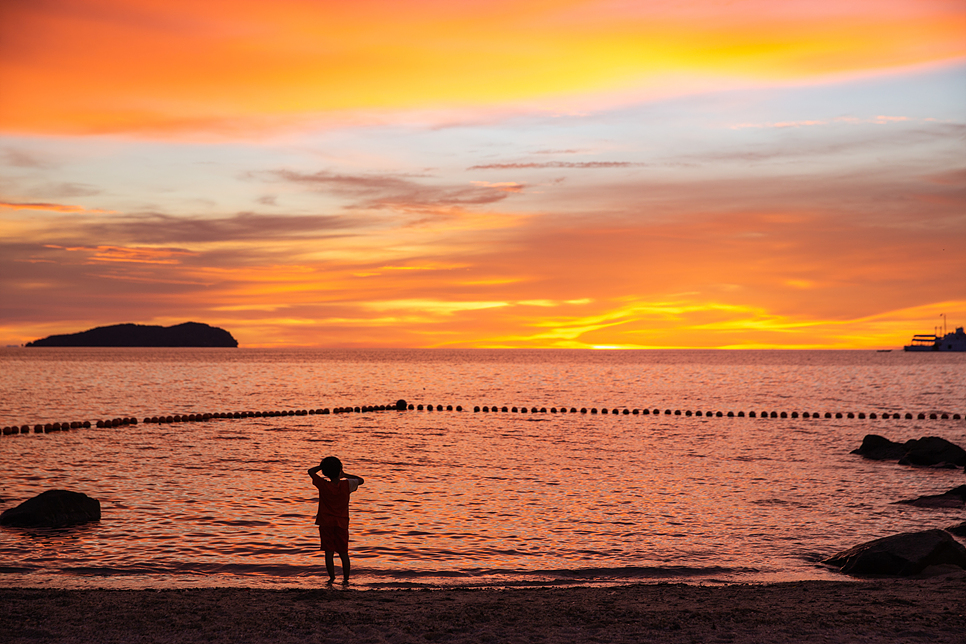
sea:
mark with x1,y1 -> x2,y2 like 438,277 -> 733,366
1,348 -> 964,590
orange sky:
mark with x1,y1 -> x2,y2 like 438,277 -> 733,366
1,0 -> 964,348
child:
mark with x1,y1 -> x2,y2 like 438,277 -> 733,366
308,456 -> 364,584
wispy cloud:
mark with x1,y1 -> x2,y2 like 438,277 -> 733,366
269,169 -> 524,211
468,161 -> 643,170
0,201 -> 113,214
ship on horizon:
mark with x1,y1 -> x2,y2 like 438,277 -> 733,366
904,325 -> 966,352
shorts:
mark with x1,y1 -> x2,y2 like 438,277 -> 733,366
318,525 -> 349,554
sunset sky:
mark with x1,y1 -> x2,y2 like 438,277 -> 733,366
1,0 -> 964,348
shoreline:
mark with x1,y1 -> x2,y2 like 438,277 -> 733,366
4,577 -> 965,643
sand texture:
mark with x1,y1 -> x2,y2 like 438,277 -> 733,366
3,578 -> 966,643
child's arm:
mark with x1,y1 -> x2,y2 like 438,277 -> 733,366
343,473 -> 364,485
308,464 -> 323,477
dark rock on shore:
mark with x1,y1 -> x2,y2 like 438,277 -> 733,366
0,490 -> 101,528
852,434 -> 966,468
824,529 -> 966,577
947,522 -> 966,537
895,485 -> 966,509
26,322 -> 238,348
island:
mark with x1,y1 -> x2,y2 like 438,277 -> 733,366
25,322 -> 238,347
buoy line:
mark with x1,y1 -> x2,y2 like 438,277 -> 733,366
3,399 -> 963,437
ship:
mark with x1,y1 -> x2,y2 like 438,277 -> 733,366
904,326 -> 966,352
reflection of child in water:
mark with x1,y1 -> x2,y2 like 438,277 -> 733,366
308,456 -> 364,584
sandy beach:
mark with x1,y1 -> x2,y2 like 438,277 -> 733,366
3,577 -> 965,644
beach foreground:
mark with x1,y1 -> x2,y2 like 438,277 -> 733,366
3,577 -> 965,643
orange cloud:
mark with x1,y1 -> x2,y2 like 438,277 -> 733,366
0,201 -> 113,214
2,0 -> 963,135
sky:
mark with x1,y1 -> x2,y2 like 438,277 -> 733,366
1,0 -> 964,348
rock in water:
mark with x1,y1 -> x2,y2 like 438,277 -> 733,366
851,434 -> 909,461
0,490 -> 101,528
824,529 -> 966,576
895,485 -> 966,509
898,437 -> 966,468
851,434 -> 966,468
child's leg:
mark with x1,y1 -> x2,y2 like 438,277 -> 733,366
324,551 -> 336,582
338,551 -> 350,583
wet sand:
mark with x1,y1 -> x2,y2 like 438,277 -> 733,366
3,577 -> 966,643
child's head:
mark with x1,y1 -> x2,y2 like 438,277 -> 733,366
320,456 -> 343,479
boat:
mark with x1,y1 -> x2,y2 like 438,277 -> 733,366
904,326 -> 966,352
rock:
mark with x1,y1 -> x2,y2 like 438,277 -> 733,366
898,437 -> 966,468
895,485 -> 966,508
947,522 -> 966,537
851,434 -> 909,460
851,434 -> 966,468
824,529 -> 966,576
0,490 -> 100,528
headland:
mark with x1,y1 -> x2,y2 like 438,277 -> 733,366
25,322 -> 238,348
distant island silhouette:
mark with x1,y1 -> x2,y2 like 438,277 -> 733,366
26,322 -> 238,348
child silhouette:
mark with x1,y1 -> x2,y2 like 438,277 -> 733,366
308,456 -> 364,584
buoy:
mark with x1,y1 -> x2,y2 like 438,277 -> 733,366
622,409 -> 630,415
447,405 -> 453,411
905,413 -> 913,420
738,411 -> 745,417
474,406 -> 480,412
683,410 -> 691,416
590,408 -> 598,414
858,413 -> 865,419
940,413 -> 948,419
953,414 -> 961,420
728,411 -> 735,417
929,413 -> 937,420
540,407 -> 547,413
823,412 -> 831,419
580,408 -> 587,414
716,411 -> 723,417
417,404 -> 424,411
501,406 -> 508,412
456,405 -> 462,411
869,413 -> 877,419
674,410 -> 681,416
892,413 -> 900,419
633,409 -> 639,415
696,411 -> 704,416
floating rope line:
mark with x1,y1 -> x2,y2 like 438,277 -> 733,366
2,399 -> 963,436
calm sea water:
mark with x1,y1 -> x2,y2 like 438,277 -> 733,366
1,348 -> 964,589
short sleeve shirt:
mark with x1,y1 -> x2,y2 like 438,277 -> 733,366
311,474 -> 359,529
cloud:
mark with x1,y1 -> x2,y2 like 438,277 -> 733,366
269,169 -> 522,211
1,148 -> 52,168
0,201 -> 112,214
72,211 -> 368,245
468,161 -> 643,170
729,115 -> 918,129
